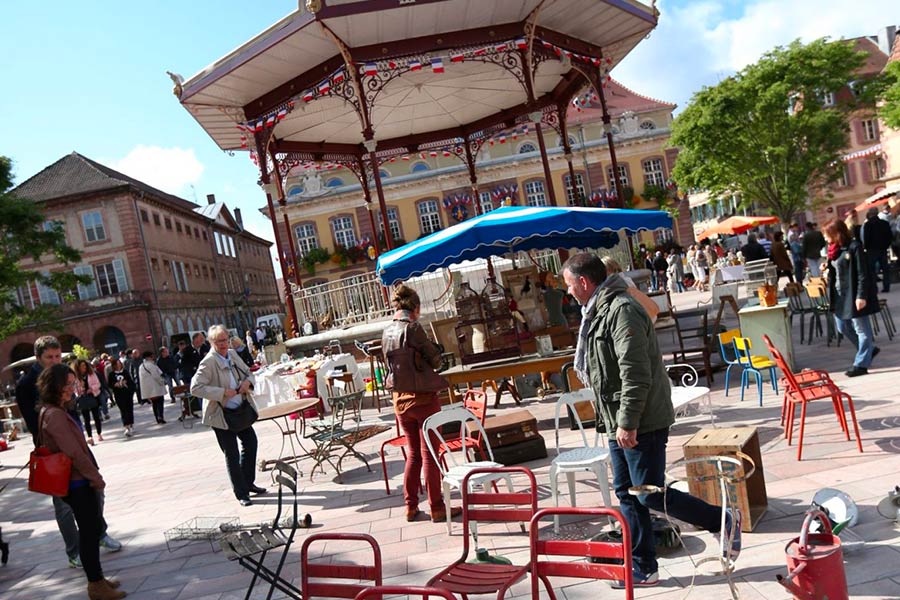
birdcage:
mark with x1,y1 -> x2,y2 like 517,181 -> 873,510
455,281 -> 484,323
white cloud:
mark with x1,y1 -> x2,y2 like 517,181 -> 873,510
108,145 -> 204,195
614,0 -> 897,111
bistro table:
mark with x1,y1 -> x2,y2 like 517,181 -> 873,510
441,350 -> 575,402
256,397 -> 321,474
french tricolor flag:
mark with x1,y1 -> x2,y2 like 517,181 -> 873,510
431,57 -> 444,73
442,150 -> 451,157
276,108 -> 287,121
388,60 -> 398,70
303,89 -> 314,102
364,63 -> 377,76
401,155 -> 410,161
254,120 -> 264,133
450,52 -> 464,63
265,114 -> 276,128
473,47 -> 488,56
515,38 -> 527,49
409,59 -> 422,71
498,135 -> 506,144
429,150 -> 438,157
318,80 -> 331,95
495,42 -> 508,52
332,69 -> 345,84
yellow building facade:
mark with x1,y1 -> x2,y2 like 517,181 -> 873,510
274,80 -> 688,287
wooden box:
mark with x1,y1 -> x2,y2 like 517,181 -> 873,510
682,427 -> 767,532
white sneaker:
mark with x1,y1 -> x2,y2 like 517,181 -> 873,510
124,427 -> 132,438
99,535 -> 122,552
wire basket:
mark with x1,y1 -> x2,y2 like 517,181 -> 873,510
164,516 -> 240,552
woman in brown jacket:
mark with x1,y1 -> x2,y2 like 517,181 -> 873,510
771,231 -> 795,283
37,364 -> 126,600
382,285 -> 459,523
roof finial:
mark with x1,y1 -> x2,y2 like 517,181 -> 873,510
166,71 -> 185,98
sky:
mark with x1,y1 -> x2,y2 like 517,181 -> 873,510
2,0 -> 896,270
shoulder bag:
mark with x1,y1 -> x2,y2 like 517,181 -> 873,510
222,357 -> 258,432
385,325 -> 449,394
76,391 -> 99,412
28,408 -> 73,497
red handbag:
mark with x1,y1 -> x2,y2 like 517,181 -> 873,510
28,409 -> 73,497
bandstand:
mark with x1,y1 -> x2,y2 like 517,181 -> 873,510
172,0 -> 660,336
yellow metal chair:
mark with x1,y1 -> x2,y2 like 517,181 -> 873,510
732,336 -> 778,406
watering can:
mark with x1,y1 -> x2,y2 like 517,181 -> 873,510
776,508 -> 848,600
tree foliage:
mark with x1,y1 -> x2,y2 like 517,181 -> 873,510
879,60 -> 900,129
0,156 -> 89,339
670,38 -> 872,225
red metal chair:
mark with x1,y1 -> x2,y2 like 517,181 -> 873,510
762,335 -> 863,460
379,414 -> 409,495
427,467 -> 537,600
300,533 -> 382,600
530,507 -> 634,600
438,389 -> 489,467
355,586 -> 456,600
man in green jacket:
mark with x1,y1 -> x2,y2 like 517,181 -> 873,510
562,253 -> 741,587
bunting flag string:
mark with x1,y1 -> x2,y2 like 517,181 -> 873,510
491,184 -> 519,206
442,193 -> 473,222
588,189 -> 615,208
236,37 -> 609,143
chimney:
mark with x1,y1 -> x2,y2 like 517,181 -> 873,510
234,208 -> 244,228
878,26 -> 897,57
206,193 -> 216,205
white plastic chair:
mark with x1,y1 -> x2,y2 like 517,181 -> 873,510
423,407 -> 515,534
550,389 -> 612,532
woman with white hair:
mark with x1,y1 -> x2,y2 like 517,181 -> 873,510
190,324 -> 265,506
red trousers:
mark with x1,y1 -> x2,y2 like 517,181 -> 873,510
397,396 -> 445,512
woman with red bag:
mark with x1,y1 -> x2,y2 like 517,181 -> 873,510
37,364 -> 126,600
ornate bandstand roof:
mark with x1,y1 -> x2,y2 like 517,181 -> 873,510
175,0 -> 659,160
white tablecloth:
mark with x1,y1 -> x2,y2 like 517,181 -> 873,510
717,265 -> 745,282
252,354 -> 363,410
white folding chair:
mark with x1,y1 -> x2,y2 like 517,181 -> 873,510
422,407 -> 515,534
550,389 -> 612,532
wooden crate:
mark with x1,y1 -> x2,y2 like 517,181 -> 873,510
682,427 -> 767,532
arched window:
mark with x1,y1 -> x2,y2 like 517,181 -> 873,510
517,142 -> 537,154
639,120 -> 656,131
287,185 -> 304,196
325,177 -> 344,188
410,161 -> 430,173
557,135 -> 577,148
379,169 -> 390,179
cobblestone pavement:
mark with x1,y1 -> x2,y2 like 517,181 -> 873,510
2,287 -> 899,599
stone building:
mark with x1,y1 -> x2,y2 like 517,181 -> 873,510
2,152 -> 281,367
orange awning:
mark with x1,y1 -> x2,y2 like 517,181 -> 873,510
853,184 -> 900,213
697,215 -> 780,241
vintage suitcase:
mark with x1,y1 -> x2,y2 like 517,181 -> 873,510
475,409 -> 540,449
491,436 -> 548,466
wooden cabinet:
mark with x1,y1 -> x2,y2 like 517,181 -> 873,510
683,427 -> 767,532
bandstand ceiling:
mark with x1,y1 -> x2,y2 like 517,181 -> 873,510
177,0 -> 657,154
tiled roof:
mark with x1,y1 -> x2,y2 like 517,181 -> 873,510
847,37 -> 889,76
12,151 -> 197,211
891,34 -> 900,64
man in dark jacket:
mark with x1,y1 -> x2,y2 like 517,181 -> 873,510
862,207 -> 893,293
15,336 -> 122,567
156,346 -> 179,401
801,222 -> 826,276
125,348 -> 145,405
740,233 -> 768,263
562,253 -> 741,588
177,339 -> 202,383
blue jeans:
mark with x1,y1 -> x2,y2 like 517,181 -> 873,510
869,251 -> 890,292
609,428 -> 721,574
833,314 -> 874,369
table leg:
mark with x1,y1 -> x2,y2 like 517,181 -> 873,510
258,416 -> 311,476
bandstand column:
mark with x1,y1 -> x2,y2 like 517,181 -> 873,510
269,150 -> 304,291
530,111 -> 559,207
557,103 -> 583,207
263,190 -> 300,338
364,139 -> 394,251
356,157 -> 380,260
595,79 -> 624,208
463,138 -> 481,215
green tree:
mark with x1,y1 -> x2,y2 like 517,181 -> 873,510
879,60 -> 900,129
670,39 -> 872,225
0,156 -> 89,338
